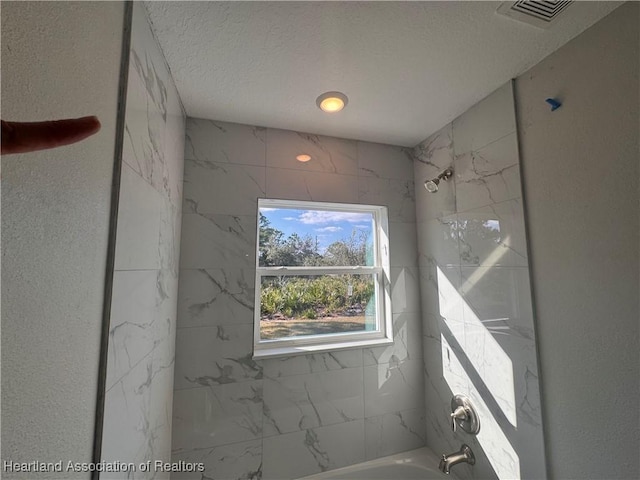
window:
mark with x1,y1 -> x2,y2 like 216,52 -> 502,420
253,199 -> 392,359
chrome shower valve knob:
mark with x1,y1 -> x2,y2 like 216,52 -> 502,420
450,405 -> 468,432
450,394 -> 480,434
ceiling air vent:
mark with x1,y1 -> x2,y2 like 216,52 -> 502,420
496,1 -> 573,29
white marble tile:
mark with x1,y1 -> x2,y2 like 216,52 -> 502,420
421,310 -> 442,342
265,168 -> 359,204
159,197 -> 182,277
415,79 -> 546,480
185,118 -> 266,166
413,123 -> 456,220
162,88 -> 186,207
428,312 -> 545,480
263,367 -> 364,436
454,132 -> 521,212
363,360 -> 424,417
391,266 -> 421,314
421,333 -> 443,394
458,266 -> 534,338
466,385 -> 522,480
413,123 -> 455,180
179,214 -> 256,269
177,268 -> 255,328
357,141 -> 413,180
364,408 -> 426,460
463,322 -> 517,427
103,3 -> 184,477
260,350 -> 363,379
183,159 -> 264,215
174,325 -> 261,389
416,215 -> 460,268
363,312 -> 422,366
452,81 -> 516,155
123,74 -> 184,207
266,128 -> 358,175
114,164 -> 164,270
102,334 -> 176,479
122,58 -> 166,196
389,222 -> 418,267
422,334 -> 466,457
358,176 -> 415,223
418,265 -> 465,334
457,198 -> 528,267
424,403 -> 463,467
515,359 -> 543,431
462,308 -> 542,431
113,174 -> 178,274
107,270 -> 177,391
417,257 -> 444,320
452,354 -> 545,480
171,439 -> 262,480
172,381 -> 263,452
460,438 -> 502,480
123,3 -> 184,205
439,334 -> 470,403
130,2 -> 172,118
262,420 -> 365,480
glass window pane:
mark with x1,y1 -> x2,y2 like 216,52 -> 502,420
259,274 -> 377,340
259,207 -> 374,267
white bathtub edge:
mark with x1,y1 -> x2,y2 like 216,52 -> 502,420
297,446 -> 456,480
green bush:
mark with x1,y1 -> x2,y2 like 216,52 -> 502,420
260,275 -> 374,318
301,308 -> 317,319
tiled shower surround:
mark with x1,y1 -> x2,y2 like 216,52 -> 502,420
101,3 -> 185,476
171,121 -> 425,479
414,82 -> 545,479
170,81 -> 545,480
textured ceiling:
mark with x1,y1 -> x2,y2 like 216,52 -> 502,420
145,1 -> 621,147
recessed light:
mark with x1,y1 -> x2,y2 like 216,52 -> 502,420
316,91 -> 348,113
296,154 -> 312,162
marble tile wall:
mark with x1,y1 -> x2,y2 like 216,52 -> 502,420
413,82 -> 546,479
101,3 -> 185,479
172,119 -> 425,479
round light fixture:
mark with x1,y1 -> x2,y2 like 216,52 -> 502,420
316,91 -> 348,113
296,154 -> 312,163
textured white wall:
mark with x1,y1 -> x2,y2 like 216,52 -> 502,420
515,3 -> 639,479
1,2 -> 125,477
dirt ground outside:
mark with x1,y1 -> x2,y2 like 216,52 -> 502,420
260,315 -> 368,339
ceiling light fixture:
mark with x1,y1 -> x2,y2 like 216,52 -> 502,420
296,154 -> 312,162
316,91 -> 348,113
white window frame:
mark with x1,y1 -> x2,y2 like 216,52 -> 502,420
253,198 -> 393,359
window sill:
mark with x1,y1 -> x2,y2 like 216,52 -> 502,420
253,337 -> 394,360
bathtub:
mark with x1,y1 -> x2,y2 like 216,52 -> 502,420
298,447 -> 456,480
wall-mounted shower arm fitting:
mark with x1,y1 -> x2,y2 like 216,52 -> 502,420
424,168 -> 454,193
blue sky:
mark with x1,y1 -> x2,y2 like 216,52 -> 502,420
260,207 -> 373,252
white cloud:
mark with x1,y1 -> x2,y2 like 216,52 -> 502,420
283,217 -> 296,221
354,224 -> 370,229
315,226 -> 342,233
484,220 -> 500,231
298,211 -> 371,225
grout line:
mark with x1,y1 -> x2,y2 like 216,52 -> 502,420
172,437 -> 263,456
452,129 -> 517,159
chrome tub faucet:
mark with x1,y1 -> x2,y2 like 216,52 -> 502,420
439,444 -> 475,475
